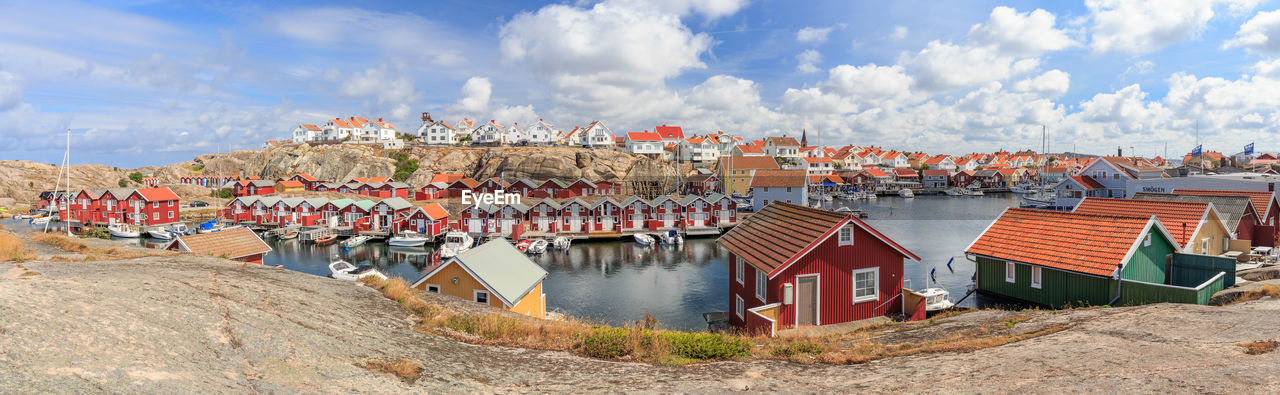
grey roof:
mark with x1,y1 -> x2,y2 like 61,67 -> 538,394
416,239 -> 546,307
514,179 -> 539,188
279,197 -> 306,207
303,197 -> 329,208
678,195 -> 705,205
1133,193 -> 1252,232
376,197 -> 414,210
649,195 -> 676,206
561,197 -> 590,207
973,169 -> 999,177
704,192 -> 728,202
326,198 -> 355,209
108,188 -> 134,199
531,198 -> 561,209
570,178 -> 597,187
364,182 -> 388,188
619,196 -> 648,207
504,203 -> 530,213
256,196 -> 282,207
352,200 -> 376,211
249,180 -> 275,187
591,197 -> 620,209
318,182 -> 344,189
387,182 -> 411,188
233,196 -> 260,206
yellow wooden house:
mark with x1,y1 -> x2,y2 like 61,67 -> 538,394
411,239 -> 548,318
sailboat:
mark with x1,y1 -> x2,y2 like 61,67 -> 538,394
47,129 -> 73,235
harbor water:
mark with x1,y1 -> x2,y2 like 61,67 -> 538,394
10,193 -> 1020,332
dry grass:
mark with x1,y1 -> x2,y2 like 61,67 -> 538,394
0,232 -> 34,262
1238,340 -> 1279,355
359,358 -> 423,382
811,324 -> 1071,364
33,233 -> 165,261
33,233 -> 88,252
1232,285 -> 1280,304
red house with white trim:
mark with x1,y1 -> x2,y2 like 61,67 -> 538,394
590,197 -> 622,233
559,198 -> 590,234
415,182 -> 448,200
123,187 -> 181,226
401,203 -> 450,236
648,195 -> 681,231
529,199 -> 561,233
620,196 -> 650,231
718,202 -> 920,335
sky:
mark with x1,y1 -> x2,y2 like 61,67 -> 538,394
2,0 -> 1280,167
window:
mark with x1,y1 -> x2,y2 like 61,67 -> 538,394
474,290 -> 489,304
853,268 -> 878,303
755,270 -> 767,301
1005,262 -> 1016,283
735,260 -> 744,284
1223,237 -> 1230,252
735,295 -> 744,318
152,213 -> 158,221
786,187 -> 792,193
1031,267 -> 1042,289
152,202 -> 159,208
838,226 -> 854,246
1200,238 -> 1208,253
426,285 -> 440,293
168,211 -> 175,219
1143,234 -> 1151,246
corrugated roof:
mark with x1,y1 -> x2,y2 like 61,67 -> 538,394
1174,189 -> 1276,218
376,197 -> 414,210
135,187 -> 179,201
966,208 -> 1157,277
170,227 -> 271,260
1073,197 -> 1211,248
431,239 -> 546,306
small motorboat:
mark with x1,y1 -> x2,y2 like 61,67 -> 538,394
328,259 -> 387,281
30,216 -> 52,225
552,236 -> 572,250
313,234 -> 338,245
108,224 -> 140,238
528,239 -> 548,254
341,235 -> 371,248
898,188 -> 915,198
944,188 -> 967,196
920,287 -> 955,312
147,229 -> 175,240
439,231 -> 474,259
278,231 -> 298,240
633,233 -> 655,246
659,229 -> 683,246
388,231 -> 429,247
515,239 -> 532,252
866,193 -> 877,200
966,187 -> 984,196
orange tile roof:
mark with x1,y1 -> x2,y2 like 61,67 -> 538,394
1072,197 -> 1209,247
366,177 -> 391,183
750,170 -> 807,188
719,201 -> 918,276
294,173 -> 317,181
893,168 -> 918,177
1174,189 -> 1277,217
735,145 -> 764,154
431,174 -> 465,184
921,169 -> 950,177
453,178 -> 480,188
276,180 -> 304,188
1069,175 -> 1104,189
655,125 -> 685,139
420,203 -> 449,220
626,132 -> 661,141
966,208 -> 1153,277
864,168 -> 890,178
135,187 -> 179,201
719,156 -> 780,170
171,227 -> 271,260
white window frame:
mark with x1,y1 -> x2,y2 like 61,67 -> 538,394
1005,262 -> 1016,283
473,290 -> 489,304
735,259 -> 744,284
755,270 -> 767,302
1200,238 -> 1208,254
1222,237 -> 1230,252
734,295 -> 744,319
426,284 -> 440,293
1031,267 -> 1042,289
852,267 -> 878,303
838,225 -> 854,246
1143,233 -> 1151,246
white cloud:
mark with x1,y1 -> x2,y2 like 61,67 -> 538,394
797,26 -> 835,44
603,0 -> 748,20
1086,0 -> 1262,55
890,25 -> 908,41
1253,58 -> 1280,78
1125,60 -> 1156,76
823,64 -> 914,102
969,6 -> 1077,57
1013,69 -> 1071,98
449,77 -> 492,116
902,41 -> 1028,90
796,50 -> 822,73
1223,10 -> 1280,54
270,7 -> 467,66
0,71 -> 24,112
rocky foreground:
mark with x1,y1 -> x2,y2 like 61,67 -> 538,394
4,234 -> 1280,392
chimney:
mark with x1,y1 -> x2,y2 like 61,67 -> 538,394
1117,147 -> 1123,156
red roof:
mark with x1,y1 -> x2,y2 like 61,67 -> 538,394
1069,175 -> 1104,189
923,156 -> 950,165
420,203 -> 449,220
431,174 -> 465,184
736,145 -> 763,154
655,126 -> 685,140
864,168 -> 890,178
293,173 -> 317,181
802,157 -> 833,163
966,208 -> 1156,277
276,180 -> 304,188
719,202 -> 919,277
921,169 -> 950,177
808,174 -> 843,184
135,187 -> 179,202
626,132 -> 661,141
893,168 -> 918,177
1174,189 -> 1277,218
1072,197 -> 1211,247
750,170 -> 807,188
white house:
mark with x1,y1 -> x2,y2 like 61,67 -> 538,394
879,151 -> 909,168
419,120 -> 457,146
678,137 -> 720,163
322,118 -> 356,141
292,123 -> 322,142
799,157 -> 835,176
559,126 -> 582,146
749,170 -> 807,211
764,136 -> 801,159
626,131 -> 663,156
582,121 -> 614,149
504,123 -> 525,145
524,119 -> 556,146
923,155 -> 956,171
471,120 -> 504,146
361,118 -> 397,142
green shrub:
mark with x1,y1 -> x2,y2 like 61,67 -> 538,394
212,189 -> 233,199
128,172 -> 144,183
579,327 -> 631,359
117,179 -> 128,187
769,340 -> 825,358
663,332 -> 751,360
389,151 -> 419,182
80,227 -> 110,240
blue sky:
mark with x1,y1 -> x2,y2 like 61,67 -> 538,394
2,0 -> 1280,167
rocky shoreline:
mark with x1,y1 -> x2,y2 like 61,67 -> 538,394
4,229 -> 1280,392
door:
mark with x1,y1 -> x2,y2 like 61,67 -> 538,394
796,275 -> 819,326
568,216 -> 581,232
630,214 -> 644,229
601,212 -> 614,230
467,218 -> 484,232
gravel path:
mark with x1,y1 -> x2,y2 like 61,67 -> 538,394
4,240 -> 1280,392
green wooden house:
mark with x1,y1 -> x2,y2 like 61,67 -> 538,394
966,208 -> 1233,308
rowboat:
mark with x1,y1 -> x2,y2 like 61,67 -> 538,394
313,234 -> 338,245
341,235 -> 371,248
633,233 -> 655,246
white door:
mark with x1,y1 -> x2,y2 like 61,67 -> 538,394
536,217 -> 551,231
468,218 -> 484,232
663,213 -> 675,227
718,210 -> 732,223
601,214 -> 614,230
568,216 -> 581,232
630,214 -> 644,229
499,219 -> 516,235
692,212 -> 705,227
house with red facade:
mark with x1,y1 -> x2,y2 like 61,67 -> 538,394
707,193 -> 737,226
123,187 -> 182,226
475,178 -> 510,195
1175,189 -> 1280,246
511,179 -> 539,197
679,195 -> 713,230
648,195 -> 681,230
370,197 -> 414,231
590,197 -> 622,233
594,180 -> 616,196
446,178 -> 481,198
620,196 -> 650,231
416,182 -> 449,200
529,199 -> 561,233
559,198 -> 591,234
566,178 -> 598,197
286,173 -> 320,190
313,182 -> 343,192
493,203 -> 529,237
459,203 -> 499,234
401,203 -> 451,236
533,179 -> 569,198
718,202 -> 920,335
686,173 -> 721,196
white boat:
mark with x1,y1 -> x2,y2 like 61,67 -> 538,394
552,236 -> 572,250
341,235 -> 372,248
147,229 -> 175,240
528,239 -> 549,254
387,231 -> 429,247
1010,185 -> 1034,194
866,192 -> 877,200
898,188 -> 915,198
633,233 -> 655,246
328,259 -> 387,281
439,231 -> 474,259
278,231 -> 298,240
108,224 -> 140,238
944,188 -> 967,196
29,216 -> 51,225
967,188 -> 984,196
920,287 -> 955,312
659,229 -> 683,245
